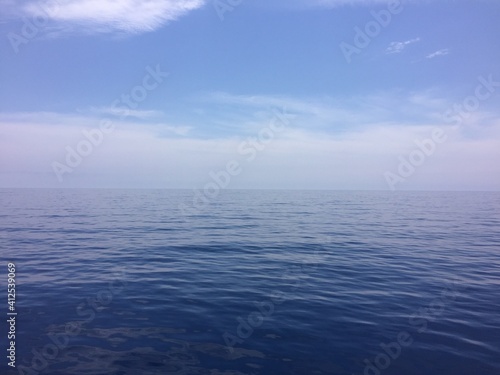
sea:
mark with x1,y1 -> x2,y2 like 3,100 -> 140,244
1,189 -> 499,375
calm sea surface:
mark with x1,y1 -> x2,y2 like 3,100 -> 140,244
1,189 -> 499,375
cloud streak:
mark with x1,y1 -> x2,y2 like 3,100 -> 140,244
87,107 -> 165,120
386,38 -> 421,54
304,0 -> 402,7
201,90 -> 457,132
426,48 -> 450,59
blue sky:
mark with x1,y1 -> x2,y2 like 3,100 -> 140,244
0,0 -> 499,190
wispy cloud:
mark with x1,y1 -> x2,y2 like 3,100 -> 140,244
386,38 -> 421,54
17,0 -> 207,35
304,0 -> 401,7
201,90 -> 455,132
284,0 -> 426,9
426,49 -> 450,59
2,109 -> 499,189
2,89 -> 500,189
87,107 -> 164,120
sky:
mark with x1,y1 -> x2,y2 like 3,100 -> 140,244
0,0 -> 499,190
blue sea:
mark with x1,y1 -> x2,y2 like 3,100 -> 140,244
1,189 -> 500,375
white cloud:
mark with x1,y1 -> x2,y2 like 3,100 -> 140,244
19,0 -> 206,34
386,38 -> 421,54
426,48 -> 450,59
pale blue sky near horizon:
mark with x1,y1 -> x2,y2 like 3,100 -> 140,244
0,0 -> 499,190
